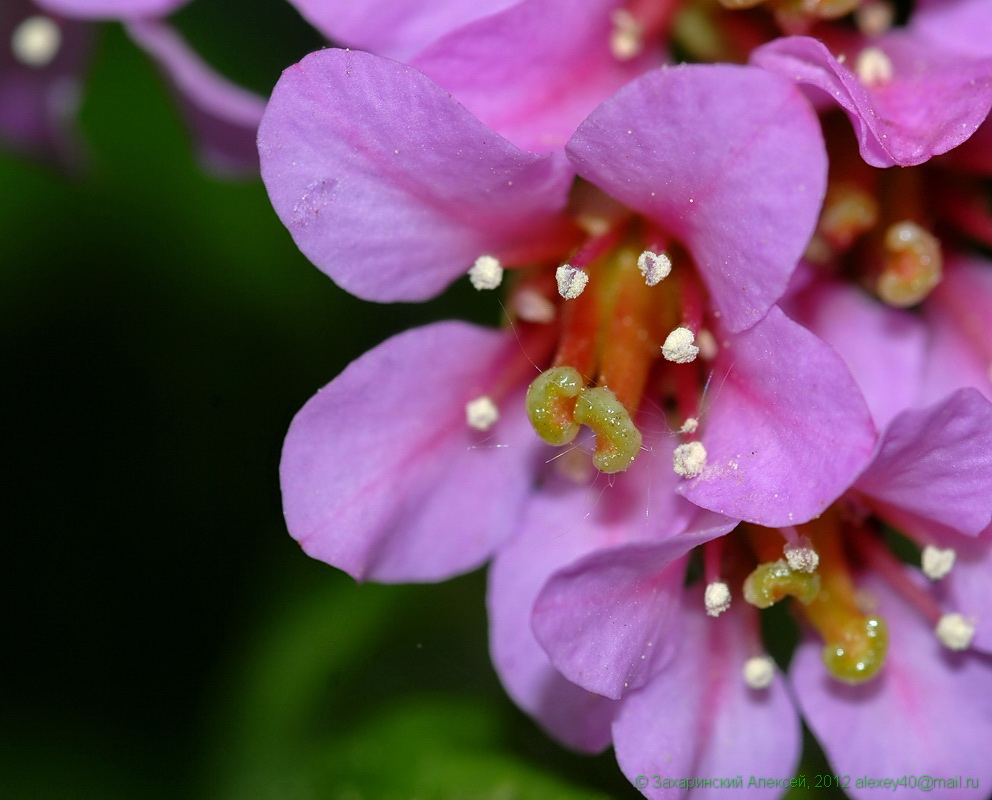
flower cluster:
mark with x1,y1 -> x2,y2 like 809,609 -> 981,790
258,1 -> 992,797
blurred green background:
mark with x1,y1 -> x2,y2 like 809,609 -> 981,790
2,3 -> 844,798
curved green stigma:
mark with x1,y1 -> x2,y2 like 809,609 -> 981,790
573,386 -> 642,473
822,616 -> 888,684
526,366 -> 583,446
743,559 -> 821,609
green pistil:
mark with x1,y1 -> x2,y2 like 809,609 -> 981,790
821,615 -> 888,684
743,559 -> 821,608
526,366 -> 583,446
526,367 -> 642,474
573,386 -> 643,473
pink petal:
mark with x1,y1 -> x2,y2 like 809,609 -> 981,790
532,520 -> 735,700
681,306 -> 877,527
791,574 -> 992,798
34,0 -> 189,17
285,0 -> 519,62
613,592 -> 801,799
125,19 -> 264,177
787,279 -> 926,431
411,0 -> 661,154
751,35 -> 992,167
855,389 -> 992,537
566,63 -> 826,333
281,321 -> 540,582
258,48 -> 575,302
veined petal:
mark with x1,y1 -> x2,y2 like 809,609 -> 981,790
787,279 -> 926,431
280,321 -> 539,583
566,63 -> 826,333
680,306 -> 876,527
613,592 -> 801,799
791,575 -> 992,799
258,48 -> 575,302
33,0 -> 189,17
411,0 -> 661,154
854,389 -> 992,537
125,19 -> 264,177
531,518 -> 736,700
489,469 -> 635,752
286,0 -> 519,62
751,35 -> 992,168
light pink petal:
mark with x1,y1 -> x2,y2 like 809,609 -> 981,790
34,0 -> 189,18
913,0 -> 992,60
614,592 -> 800,800
788,279 -> 926,431
281,321 -> 540,583
566,63 -> 826,333
286,0 -> 518,62
855,389 -> 992,537
411,0 -> 661,154
258,48 -> 575,302
125,19 -> 265,177
751,35 -> 992,167
681,306 -> 877,527
532,520 -> 736,700
791,574 -> 992,799
921,254 -> 992,405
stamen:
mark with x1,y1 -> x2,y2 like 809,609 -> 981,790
511,287 -> 556,324
680,417 -> 698,434
855,46 -> 894,87
742,655 -> 775,690
876,221 -> 942,307
694,329 -> 717,360
526,366 -> 583,445
781,530 -> 820,573
935,613 -> 975,651
465,396 -> 500,431
609,9 -> 644,60
704,581 -> 731,617
11,15 -> 61,68
743,559 -> 821,608
921,545 -> 956,581
855,0 -> 895,36
572,386 -> 642,473
661,326 -> 699,364
673,441 -> 707,478
468,255 -> 504,290
636,250 -> 672,286
556,265 -> 589,300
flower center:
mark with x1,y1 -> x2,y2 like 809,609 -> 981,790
520,219 -> 708,473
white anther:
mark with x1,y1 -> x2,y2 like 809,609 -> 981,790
636,250 -> 672,286
465,396 -> 500,431
511,287 -> 556,324
468,255 -> 504,291
855,0 -> 895,36
704,581 -> 731,617
12,16 -> 62,68
935,613 -> 975,651
673,441 -> 707,478
921,545 -> 956,581
743,655 -> 776,690
609,9 -> 644,61
556,265 -> 589,300
784,543 -> 820,574
680,417 -> 698,434
855,46 -> 894,87
695,328 -> 718,360
662,327 -> 699,364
